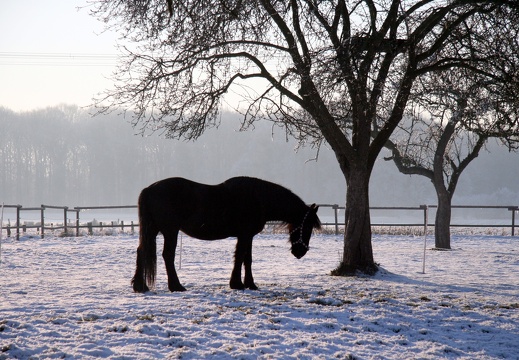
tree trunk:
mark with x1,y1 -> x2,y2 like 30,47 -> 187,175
332,166 -> 377,276
434,190 -> 452,249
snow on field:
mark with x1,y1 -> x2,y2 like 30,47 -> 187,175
0,232 -> 518,359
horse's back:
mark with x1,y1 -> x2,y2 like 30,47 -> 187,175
140,177 -> 241,239
144,176 -> 274,198
139,176 -> 298,239
141,177 -> 211,220
143,176 -> 272,205
222,176 -> 286,198
144,177 -> 200,192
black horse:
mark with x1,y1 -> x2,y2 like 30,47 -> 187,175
131,176 -> 321,292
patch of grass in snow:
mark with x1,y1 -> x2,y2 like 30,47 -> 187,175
136,314 -> 154,321
307,297 -> 346,307
78,314 -> 100,322
499,303 -> 519,309
106,324 -> 129,333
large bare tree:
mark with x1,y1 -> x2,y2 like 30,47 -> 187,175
90,0 -> 517,275
383,7 -> 519,249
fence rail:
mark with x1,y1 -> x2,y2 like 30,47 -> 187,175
1,203 -> 518,239
319,204 -> 518,236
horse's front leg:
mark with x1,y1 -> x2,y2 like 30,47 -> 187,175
162,229 -> 186,292
230,237 -> 245,290
243,238 -> 258,290
230,236 -> 258,290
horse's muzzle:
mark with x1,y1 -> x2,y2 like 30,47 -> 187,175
291,245 -> 307,259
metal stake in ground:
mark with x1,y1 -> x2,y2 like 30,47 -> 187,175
0,202 -> 4,266
422,205 -> 428,274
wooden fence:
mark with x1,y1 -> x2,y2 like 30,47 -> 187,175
1,203 -> 518,239
318,204 -> 519,236
1,205 -> 139,239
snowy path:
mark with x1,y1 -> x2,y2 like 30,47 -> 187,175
1,234 -> 518,359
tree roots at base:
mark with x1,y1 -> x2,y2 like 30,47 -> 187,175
330,262 -> 379,277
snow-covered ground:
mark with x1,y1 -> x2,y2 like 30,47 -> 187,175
0,232 -> 517,359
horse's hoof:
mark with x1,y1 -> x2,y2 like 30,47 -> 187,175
133,287 -> 149,293
247,284 -> 259,290
132,279 -> 150,293
133,285 -> 150,293
230,281 -> 245,290
169,285 -> 187,292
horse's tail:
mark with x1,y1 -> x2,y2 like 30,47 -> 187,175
132,187 -> 157,292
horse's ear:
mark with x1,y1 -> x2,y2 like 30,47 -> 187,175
310,204 -> 321,229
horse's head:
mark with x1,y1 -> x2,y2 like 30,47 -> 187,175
289,204 -> 321,259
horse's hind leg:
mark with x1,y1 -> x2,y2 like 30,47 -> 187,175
132,226 -> 159,293
162,229 -> 186,292
132,246 -> 151,293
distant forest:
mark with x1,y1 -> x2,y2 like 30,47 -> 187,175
1,105 -> 518,207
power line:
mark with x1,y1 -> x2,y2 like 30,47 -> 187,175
0,51 -> 284,68
0,52 -> 118,67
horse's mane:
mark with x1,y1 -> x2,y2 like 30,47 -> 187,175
223,176 -> 321,231
285,211 -> 321,232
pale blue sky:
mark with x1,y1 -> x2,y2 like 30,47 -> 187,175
0,0 -> 118,111
0,1 -> 274,113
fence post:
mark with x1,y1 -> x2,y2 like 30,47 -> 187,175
64,207 -> 68,235
76,210 -> 80,237
333,204 -> 339,235
509,207 -> 518,236
40,205 -> 45,239
16,205 -> 21,240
